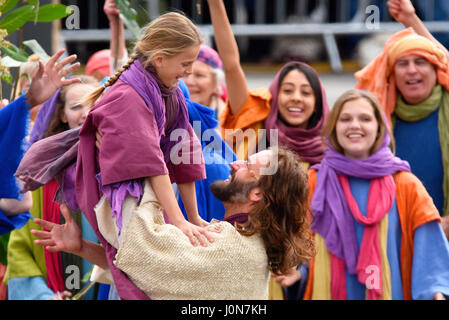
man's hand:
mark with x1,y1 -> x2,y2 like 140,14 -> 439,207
387,0 -> 416,25
31,204 -> 82,255
273,266 -> 302,287
25,49 -> 80,108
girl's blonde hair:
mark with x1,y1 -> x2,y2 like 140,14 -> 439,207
323,89 -> 396,156
84,11 -> 203,108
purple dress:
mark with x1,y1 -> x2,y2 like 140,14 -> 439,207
76,80 -> 205,300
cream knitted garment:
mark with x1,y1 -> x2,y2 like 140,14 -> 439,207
114,181 -> 270,300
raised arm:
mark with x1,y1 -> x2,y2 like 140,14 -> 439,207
206,0 -> 249,115
104,0 -> 128,74
387,0 -> 449,59
0,191 -> 32,216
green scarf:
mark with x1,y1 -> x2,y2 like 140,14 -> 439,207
394,85 -> 449,216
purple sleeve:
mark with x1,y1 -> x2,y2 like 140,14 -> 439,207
166,123 -> 206,184
93,81 -> 168,186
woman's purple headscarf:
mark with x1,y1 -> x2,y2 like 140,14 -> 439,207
264,61 -> 329,164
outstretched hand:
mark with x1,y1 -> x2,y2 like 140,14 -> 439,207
25,49 -> 80,108
31,204 -> 82,255
387,0 -> 416,25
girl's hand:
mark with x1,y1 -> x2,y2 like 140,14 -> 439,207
31,204 -> 82,255
387,0 -> 416,25
273,266 -> 302,287
175,220 -> 219,247
188,214 -> 210,228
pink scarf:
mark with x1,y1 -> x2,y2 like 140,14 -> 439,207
331,175 -> 395,300
43,179 -> 65,293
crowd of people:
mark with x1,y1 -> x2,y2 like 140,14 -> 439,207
1,0 -> 449,300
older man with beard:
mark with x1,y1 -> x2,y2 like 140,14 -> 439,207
31,147 -> 315,300
355,0 -> 449,237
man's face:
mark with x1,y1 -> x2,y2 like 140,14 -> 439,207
210,150 -> 273,203
394,54 -> 437,105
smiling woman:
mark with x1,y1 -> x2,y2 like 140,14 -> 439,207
302,89 -> 449,300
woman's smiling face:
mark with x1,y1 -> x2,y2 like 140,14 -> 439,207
277,69 -> 316,129
336,97 -> 379,160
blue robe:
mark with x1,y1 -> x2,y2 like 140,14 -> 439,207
0,95 -> 33,234
177,80 -> 237,222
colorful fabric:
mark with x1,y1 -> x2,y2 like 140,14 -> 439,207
42,180 -> 65,293
394,85 -> 449,216
5,188 -> 47,282
16,127 -> 80,210
0,95 -> 32,234
197,44 -> 223,69
264,61 -> 329,164
86,49 -> 111,78
28,90 -> 60,145
334,175 -> 395,300
310,132 -> 410,275
315,212 -> 392,300
119,59 -> 190,162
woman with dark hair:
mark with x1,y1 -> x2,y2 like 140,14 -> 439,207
206,0 -> 329,169
206,0 -> 329,299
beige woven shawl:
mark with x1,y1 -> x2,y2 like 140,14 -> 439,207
101,181 -> 270,300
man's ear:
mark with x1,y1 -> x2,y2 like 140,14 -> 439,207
248,187 -> 263,202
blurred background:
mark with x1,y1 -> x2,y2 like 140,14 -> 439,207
3,0 -> 449,106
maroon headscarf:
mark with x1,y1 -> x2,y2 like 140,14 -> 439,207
264,61 -> 329,164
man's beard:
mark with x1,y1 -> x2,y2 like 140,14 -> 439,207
210,170 -> 257,203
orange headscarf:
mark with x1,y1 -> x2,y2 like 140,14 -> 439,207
355,28 -> 449,126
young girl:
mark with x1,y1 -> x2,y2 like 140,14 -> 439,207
6,75 -> 101,300
76,12 -> 217,299
303,89 -> 449,299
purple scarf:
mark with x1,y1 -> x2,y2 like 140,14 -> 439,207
265,61 -> 329,164
119,59 -> 190,161
310,133 -> 410,274
28,89 -> 61,145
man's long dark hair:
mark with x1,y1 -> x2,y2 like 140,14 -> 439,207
236,146 -> 315,275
